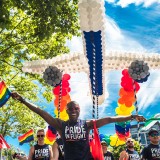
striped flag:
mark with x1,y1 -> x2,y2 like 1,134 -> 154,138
18,129 -> 34,145
0,135 -> 10,149
0,81 -> 11,107
44,126 -> 57,145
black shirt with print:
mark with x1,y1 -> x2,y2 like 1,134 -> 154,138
126,149 -> 140,160
141,144 -> 160,160
103,151 -> 114,160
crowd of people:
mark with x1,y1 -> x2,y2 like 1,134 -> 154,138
11,92 -> 159,160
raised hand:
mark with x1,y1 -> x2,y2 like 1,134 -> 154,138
11,92 -> 23,102
134,115 -> 146,122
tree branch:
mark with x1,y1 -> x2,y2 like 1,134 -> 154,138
0,59 -> 22,71
0,41 -> 38,55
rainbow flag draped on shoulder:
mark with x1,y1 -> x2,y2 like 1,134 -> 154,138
18,129 -> 34,145
0,81 -> 11,107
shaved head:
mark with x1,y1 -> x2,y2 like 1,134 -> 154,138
67,101 -> 79,108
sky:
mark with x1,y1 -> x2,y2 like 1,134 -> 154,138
6,0 -> 160,155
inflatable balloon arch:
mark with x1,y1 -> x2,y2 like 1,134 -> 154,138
43,60 -> 150,147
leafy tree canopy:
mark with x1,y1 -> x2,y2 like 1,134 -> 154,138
0,0 -> 80,140
0,0 -> 79,40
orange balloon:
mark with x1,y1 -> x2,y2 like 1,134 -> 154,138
118,98 -> 124,104
125,100 -> 132,107
55,94 -> 71,102
55,100 -> 67,112
119,88 -> 127,97
62,94 -> 71,102
54,98 -> 59,106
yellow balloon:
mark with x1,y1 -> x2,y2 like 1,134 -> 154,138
118,103 -> 127,111
54,109 -> 69,121
110,134 -> 125,147
115,105 -> 135,115
118,103 -> 135,112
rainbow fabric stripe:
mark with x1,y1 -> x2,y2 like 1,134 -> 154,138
0,81 -> 11,107
18,129 -> 34,145
44,126 -> 56,145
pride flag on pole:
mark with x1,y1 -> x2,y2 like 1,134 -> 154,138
0,135 -> 10,149
18,129 -> 34,145
0,81 -> 11,107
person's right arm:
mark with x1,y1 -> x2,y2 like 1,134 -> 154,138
11,92 -> 62,134
52,142 -> 59,160
28,146 -> 34,160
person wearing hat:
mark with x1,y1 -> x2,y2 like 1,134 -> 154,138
101,141 -> 114,160
119,138 -> 140,160
141,128 -> 160,160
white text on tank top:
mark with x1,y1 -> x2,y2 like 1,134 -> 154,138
65,122 -> 86,141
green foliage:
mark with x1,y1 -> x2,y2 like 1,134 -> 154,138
112,145 -> 126,160
0,0 -> 80,146
0,0 -> 79,40
1,145 -> 19,160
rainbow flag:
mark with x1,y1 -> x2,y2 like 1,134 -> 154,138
44,126 -> 57,145
0,81 -> 11,107
18,129 -> 34,145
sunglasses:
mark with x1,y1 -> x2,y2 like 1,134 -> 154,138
127,141 -> 133,143
37,135 -> 45,138
150,133 -> 159,137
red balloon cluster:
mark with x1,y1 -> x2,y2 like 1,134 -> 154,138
121,69 -> 140,92
53,74 -> 71,118
119,69 -> 140,107
115,69 -> 141,142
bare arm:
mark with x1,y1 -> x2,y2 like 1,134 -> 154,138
28,146 -> 34,160
11,92 -> 62,134
119,151 -> 129,160
52,142 -> 59,160
87,115 -> 145,129
49,146 -> 54,160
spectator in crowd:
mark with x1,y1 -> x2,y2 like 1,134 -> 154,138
14,129 -> 53,160
101,141 -> 114,160
141,128 -> 160,160
119,138 -> 140,160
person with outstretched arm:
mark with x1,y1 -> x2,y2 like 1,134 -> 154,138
11,92 -> 146,160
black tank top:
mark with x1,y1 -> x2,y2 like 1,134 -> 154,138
61,119 -> 92,160
32,144 -> 50,160
56,136 -> 64,160
126,149 -> 140,160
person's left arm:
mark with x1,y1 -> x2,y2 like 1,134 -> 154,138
87,115 -> 145,129
49,145 -> 54,160
52,142 -> 59,160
